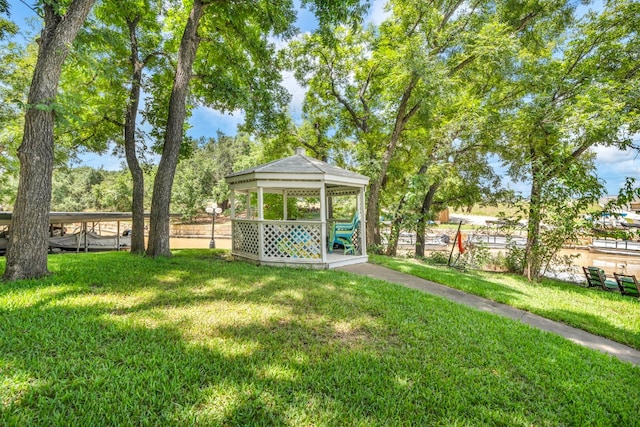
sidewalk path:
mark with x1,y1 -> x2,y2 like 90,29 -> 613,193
337,263 -> 640,366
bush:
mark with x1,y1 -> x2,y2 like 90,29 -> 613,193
503,243 -> 526,273
424,251 -> 449,265
459,242 -> 491,269
367,244 -> 385,255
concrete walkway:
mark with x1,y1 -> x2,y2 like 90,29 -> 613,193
337,263 -> 640,366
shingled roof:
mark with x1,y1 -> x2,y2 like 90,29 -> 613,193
225,148 -> 369,185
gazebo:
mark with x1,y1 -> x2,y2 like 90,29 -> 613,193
225,148 -> 369,269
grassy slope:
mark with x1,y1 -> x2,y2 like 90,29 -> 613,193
0,250 -> 638,426
369,254 -> 640,351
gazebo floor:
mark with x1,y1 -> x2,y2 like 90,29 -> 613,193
232,253 -> 368,270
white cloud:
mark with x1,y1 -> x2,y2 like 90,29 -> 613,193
281,70 -> 307,118
592,145 -> 639,165
366,0 -> 390,26
592,145 -> 640,194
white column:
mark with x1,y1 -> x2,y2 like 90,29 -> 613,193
257,187 -> 264,260
320,185 -> 327,262
229,191 -> 236,254
283,189 -> 288,220
246,193 -> 252,219
359,186 -> 367,256
257,187 -> 264,220
230,191 -> 236,219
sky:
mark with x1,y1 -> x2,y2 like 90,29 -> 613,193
7,0 -> 639,196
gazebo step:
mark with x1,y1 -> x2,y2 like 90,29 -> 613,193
326,254 -> 368,269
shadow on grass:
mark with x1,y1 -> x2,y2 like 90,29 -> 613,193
2,250 -> 640,425
1,303 -> 283,425
0,287 -> 429,425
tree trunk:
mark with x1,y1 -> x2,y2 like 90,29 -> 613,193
415,182 -> 440,258
385,221 -> 400,256
4,0 -> 95,281
146,0 -> 204,257
385,195 -> 407,256
365,179 -> 382,247
365,74 -> 420,248
524,166 -> 543,281
124,17 -> 146,254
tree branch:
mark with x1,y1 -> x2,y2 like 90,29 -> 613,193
320,50 -> 367,132
103,115 -> 124,128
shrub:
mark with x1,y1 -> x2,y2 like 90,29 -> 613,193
424,251 -> 449,265
503,243 -> 526,273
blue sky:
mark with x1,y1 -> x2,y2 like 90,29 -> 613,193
8,0 -> 639,195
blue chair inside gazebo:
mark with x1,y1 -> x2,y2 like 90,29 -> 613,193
328,211 -> 359,255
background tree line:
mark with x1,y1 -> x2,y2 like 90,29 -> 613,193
0,132 -> 245,220
0,0 -> 638,281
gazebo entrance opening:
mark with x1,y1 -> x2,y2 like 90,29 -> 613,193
225,148 -> 369,269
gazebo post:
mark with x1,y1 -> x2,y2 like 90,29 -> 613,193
283,189 -> 288,220
320,185 -> 327,262
358,186 -> 367,256
230,191 -> 235,220
257,187 -> 264,220
229,191 -> 235,252
246,193 -> 252,219
257,187 -> 264,260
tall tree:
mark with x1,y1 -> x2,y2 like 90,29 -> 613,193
146,0 -> 205,257
122,8 -> 151,254
97,0 -> 169,253
4,0 -> 95,280
291,0 -> 559,249
54,0 -> 171,254
407,52 -> 512,258
499,0 -> 640,280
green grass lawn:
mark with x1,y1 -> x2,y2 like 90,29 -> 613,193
1,250 -> 639,426
369,254 -> 640,350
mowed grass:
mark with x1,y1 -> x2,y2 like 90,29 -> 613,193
0,250 -> 638,426
370,254 -> 640,350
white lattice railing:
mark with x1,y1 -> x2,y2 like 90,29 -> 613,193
263,221 -> 322,260
232,220 -> 323,261
232,220 -> 260,259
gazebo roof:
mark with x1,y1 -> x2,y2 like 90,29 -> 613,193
225,148 -> 369,187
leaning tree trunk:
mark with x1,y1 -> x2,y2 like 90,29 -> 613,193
146,0 -> 204,257
385,194 -> 407,256
365,74 -> 420,248
4,0 -> 95,281
124,16 -> 146,254
415,182 -> 440,258
365,179 -> 383,247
